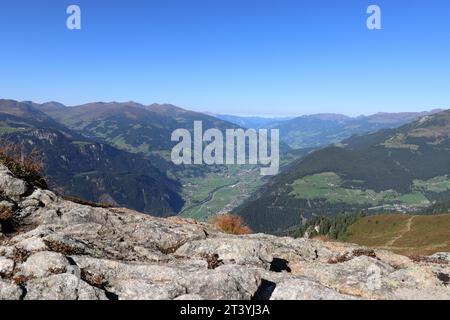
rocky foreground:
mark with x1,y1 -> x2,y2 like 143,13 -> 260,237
0,164 -> 449,300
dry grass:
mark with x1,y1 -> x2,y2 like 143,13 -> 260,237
311,235 -> 331,242
211,214 -> 252,235
346,215 -> 410,247
0,142 -> 47,189
346,214 -> 450,256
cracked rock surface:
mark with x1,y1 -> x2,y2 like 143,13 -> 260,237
0,164 -> 449,300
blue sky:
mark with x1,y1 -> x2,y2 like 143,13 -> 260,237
0,0 -> 449,116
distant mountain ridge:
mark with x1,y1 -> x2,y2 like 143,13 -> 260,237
36,101 -> 241,155
215,114 -> 294,129
216,110 -> 443,149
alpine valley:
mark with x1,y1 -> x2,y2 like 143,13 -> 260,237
235,109 -> 450,234
0,99 -> 447,234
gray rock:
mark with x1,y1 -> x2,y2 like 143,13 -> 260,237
107,279 -> 186,300
0,246 -> 15,259
0,165 -> 28,198
0,256 -> 14,277
25,274 -> 107,300
24,188 -> 57,207
71,255 -> 184,282
20,251 -> 69,278
43,234 -> 88,255
0,280 -> 23,300
174,294 -> 204,300
429,252 -> 450,262
180,265 -> 261,300
15,237 -> 48,252
176,237 -> 273,268
270,277 -> 359,300
0,200 -> 15,211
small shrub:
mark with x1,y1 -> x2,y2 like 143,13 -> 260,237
312,235 -> 331,242
211,214 -> 252,235
0,143 -> 47,189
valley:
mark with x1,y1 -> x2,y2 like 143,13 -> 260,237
1,98 -> 449,237
236,109 -> 450,233
180,165 -> 265,220
0,100 -> 280,219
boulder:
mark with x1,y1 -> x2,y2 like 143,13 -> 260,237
0,280 -> 23,300
20,251 -> 69,278
0,165 -> 28,198
270,277 -> 359,300
0,256 -> 14,277
24,274 -> 107,300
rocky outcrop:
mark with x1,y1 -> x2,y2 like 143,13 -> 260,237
0,164 -> 449,300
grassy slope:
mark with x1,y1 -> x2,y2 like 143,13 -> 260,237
289,172 -> 437,207
345,214 -> 450,256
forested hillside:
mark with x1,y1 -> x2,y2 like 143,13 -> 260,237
236,110 -> 450,233
0,100 -> 184,216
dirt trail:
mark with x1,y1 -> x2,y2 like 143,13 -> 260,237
385,216 -> 415,246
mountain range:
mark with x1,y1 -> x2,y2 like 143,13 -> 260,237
0,100 -> 184,216
219,111 -> 442,149
215,114 -> 294,129
235,109 -> 450,233
1,98 -> 446,226
0,99 -> 265,219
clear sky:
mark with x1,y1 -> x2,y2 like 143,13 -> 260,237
0,0 -> 449,116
